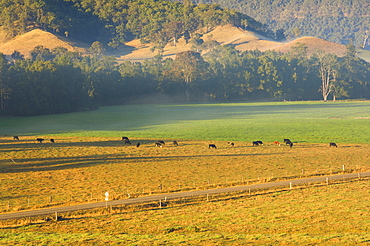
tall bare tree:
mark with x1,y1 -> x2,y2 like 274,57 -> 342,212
315,51 -> 338,102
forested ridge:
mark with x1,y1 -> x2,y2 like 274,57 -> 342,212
0,0 -> 275,48
0,0 -> 369,116
189,0 -> 370,48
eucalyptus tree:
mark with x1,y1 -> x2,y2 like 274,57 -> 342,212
0,53 -> 9,112
169,51 -> 209,101
312,51 -> 339,102
30,45 -> 54,61
205,45 -> 247,100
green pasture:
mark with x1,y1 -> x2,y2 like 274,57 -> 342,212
1,101 -> 370,143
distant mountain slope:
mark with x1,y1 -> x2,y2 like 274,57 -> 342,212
1,25 -> 367,63
115,25 -> 282,62
274,37 -> 347,56
190,0 -> 369,48
116,25 -> 351,62
0,29 -> 88,58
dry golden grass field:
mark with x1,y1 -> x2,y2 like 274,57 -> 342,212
1,135 -> 369,213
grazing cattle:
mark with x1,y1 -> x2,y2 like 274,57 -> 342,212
173,140 -> 178,146
284,139 -> 291,144
136,143 -> 140,147
252,141 -> 260,146
122,137 -> 131,145
50,139 -> 55,143
209,144 -> 217,149
13,136 -> 19,140
256,141 -> 263,145
274,141 -> 281,146
158,140 -> 165,145
228,142 -> 235,147
155,142 -> 162,147
284,139 -> 293,147
329,142 -> 338,147
36,138 -> 44,143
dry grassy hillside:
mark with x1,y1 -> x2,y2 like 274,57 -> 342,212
1,25 -> 367,62
115,25 -> 283,62
0,29 -> 88,59
274,36 -> 347,56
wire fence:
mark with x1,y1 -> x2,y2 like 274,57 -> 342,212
1,164 -> 368,213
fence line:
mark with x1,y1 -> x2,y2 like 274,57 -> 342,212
1,171 -> 369,220
1,165 -> 367,212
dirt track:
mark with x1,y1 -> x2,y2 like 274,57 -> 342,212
1,171 -> 369,220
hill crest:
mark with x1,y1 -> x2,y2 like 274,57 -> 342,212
1,25 -> 366,62
0,29 -> 87,58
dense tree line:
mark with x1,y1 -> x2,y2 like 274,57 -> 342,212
189,0 -> 369,48
0,0 -> 275,48
0,43 -> 369,116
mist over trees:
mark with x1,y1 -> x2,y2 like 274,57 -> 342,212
0,43 -> 369,116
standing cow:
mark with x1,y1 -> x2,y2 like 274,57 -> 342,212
252,141 -> 260,146
36,138 -> 44,143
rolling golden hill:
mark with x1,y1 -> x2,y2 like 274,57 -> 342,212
0,29 -> 88,58
1,25 -> 369,62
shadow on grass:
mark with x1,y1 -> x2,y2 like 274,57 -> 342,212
0,151 -> 279,174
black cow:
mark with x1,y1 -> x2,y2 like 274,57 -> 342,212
50,139 -> 55,143
122,137 -> 131,145
158,140 -> 165,145
252,141 -> 260,146
136,142 -> 141,147
256,141 -> 263,145
36,138 -> 44,143
209,144 -> 217,149
329,142 -> 338,147
173,140 -> 178,146
284,139 -> 293,147
284,139 -> 291,144
13,136 -> 19,140
155,142 -> 162,147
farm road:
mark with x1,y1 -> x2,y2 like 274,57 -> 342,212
1,171 -> 369,220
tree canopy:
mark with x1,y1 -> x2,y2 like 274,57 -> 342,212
189,0 -> 370,48
0,0 -> 276,48
0,43 -> 369,116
